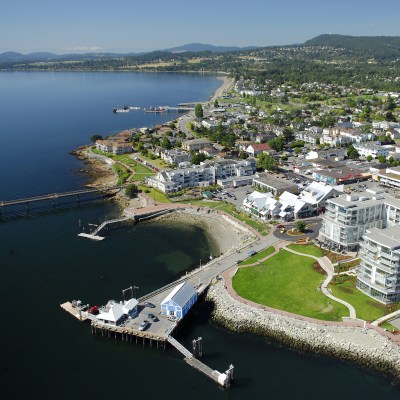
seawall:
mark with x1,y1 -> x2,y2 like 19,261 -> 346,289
206,281 -> 400,380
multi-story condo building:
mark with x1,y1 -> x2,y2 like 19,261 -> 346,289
320,188 -> 400,251
319,189 -> 387,251
146,159 -> 257,193
357,225 -> 400,304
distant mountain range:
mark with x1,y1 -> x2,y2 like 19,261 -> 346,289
2,34 -> 400,65
164,43 -> 258,53
0,43 -> 258,64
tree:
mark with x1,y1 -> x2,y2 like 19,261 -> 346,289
347,145 -> 359,159
377,155 -> 387,164
282,128 -> 294,143
366,155 -> 373,162
195,103 -> 204,119
294,147 -> 302,155
90,134 -> 103,143
191,152 -> 207,165
268,136 -> 285,152
296,220 -> 307,233
214,99 -> 219,108
160,137 -> 172,149
125,183 -> 138,198
257,153 -> 277,171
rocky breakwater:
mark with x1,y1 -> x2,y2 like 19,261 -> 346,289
207,281 -> 400,380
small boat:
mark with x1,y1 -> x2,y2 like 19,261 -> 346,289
113,105 -> 130,113
128,106 -> 141,110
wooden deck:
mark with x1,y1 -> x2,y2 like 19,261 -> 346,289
185,357 -> 223,385
60,302 -> 88,322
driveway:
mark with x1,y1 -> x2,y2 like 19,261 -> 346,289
272,218 -> 322,242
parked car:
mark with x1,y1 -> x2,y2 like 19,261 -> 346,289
139,320 -> 150,331
148,313 -> 158,321
143,302 -> 156,308
276,224 -> 284,229
280,228 -> 286,233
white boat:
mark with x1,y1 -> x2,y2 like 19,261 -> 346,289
128,106 -> 141,110
113,107 -> 130,113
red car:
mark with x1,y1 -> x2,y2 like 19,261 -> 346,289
276,224 -> 284,229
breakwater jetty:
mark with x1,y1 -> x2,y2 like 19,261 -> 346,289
207,280 -> 400,380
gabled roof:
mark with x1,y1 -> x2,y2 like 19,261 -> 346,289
161,281 -> 196,308
97,303 -> 124,323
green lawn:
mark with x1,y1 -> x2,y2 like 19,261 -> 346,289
216,203 -> 269,236
233,249 -> 348,321
239,246 -> 275,266
380,321 -> 399,332
329,276 -> 400,321
288,244 -> 324,258
138,185 -> 171,203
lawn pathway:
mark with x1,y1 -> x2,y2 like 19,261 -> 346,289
282,246 -> 357,319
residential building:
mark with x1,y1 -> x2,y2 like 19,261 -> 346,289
245,143 -> 272,157
95,139 -> 133,155
379,166 -> 400,188
320,189 -> 389,251
181,138 -> 210,152
252,174 -> 299,196
160,149 -> 191,165
357,226 -> 400,304
353,142 -> 389,158
146,159 -> 256,193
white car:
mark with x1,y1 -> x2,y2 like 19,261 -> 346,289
139,320 -> 150,331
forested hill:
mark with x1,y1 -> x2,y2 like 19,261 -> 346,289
304,34 -> 400,59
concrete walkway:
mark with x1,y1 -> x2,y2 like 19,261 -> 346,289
371,309 -> 400,326
282,247 -> 357,319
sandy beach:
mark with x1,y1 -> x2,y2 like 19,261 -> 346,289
149,208 -> 255,254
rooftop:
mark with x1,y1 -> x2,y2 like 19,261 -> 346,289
365,225 -> 400,249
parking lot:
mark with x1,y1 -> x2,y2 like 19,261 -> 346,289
210,184 -> 253,207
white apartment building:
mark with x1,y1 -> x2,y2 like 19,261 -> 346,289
320,189 -> 388,251
353,142 -> 389,158
357,225 -> 400,304
146,159 -> 256,193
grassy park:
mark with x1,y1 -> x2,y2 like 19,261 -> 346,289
232,249 -> 348,321
239,246 -> 275,266
329,276 -> 400,321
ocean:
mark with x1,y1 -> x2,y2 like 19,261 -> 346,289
0,71 -> 399,399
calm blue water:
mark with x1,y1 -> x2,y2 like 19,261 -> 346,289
0,71 -> 220,199
0,72 -> 399,399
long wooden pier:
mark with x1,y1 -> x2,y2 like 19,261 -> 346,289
0,185 -> 125,208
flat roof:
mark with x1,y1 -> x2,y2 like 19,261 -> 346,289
365,225 -> 400,249
253,174 -> 297,189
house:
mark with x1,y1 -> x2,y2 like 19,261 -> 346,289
161,281 -> 197,319
246,143 -> 272,157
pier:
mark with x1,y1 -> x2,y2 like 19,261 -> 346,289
0,185 -> 125,210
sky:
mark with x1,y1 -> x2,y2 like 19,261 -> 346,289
1,0 -> 400,54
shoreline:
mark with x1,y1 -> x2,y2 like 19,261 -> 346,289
147,208 -> 256,255
206,280 -> 400,381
